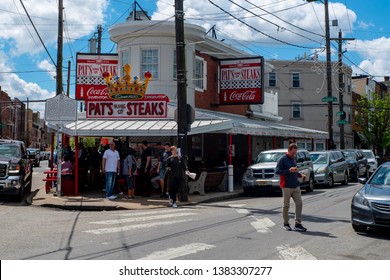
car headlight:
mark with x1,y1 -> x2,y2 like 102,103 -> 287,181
8,163 -> 21,174
352,189 -> 369,208
246,168 -> 253,177
316,167 -> 326,174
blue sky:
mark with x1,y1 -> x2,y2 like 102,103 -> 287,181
0,0 -> 389,115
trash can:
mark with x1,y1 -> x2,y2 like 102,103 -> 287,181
61,174 -> 75,196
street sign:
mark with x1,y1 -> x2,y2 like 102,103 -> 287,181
337,120 -> 347,125
322,96 -> 337,102
336,111 -> 345,116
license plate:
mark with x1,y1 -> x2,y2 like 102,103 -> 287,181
257,180 -> 270,186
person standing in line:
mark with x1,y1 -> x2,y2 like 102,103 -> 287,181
166,146 -> 187,208
102,142 -> 120,200
140,140 -> 152,197
275,143 -> 307,232
122,148 -> 137,199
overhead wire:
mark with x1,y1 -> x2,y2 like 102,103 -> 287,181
207,0 -> 318,50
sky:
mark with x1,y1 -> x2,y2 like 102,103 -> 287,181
0,0 -> 389,115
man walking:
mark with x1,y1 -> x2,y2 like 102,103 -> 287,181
166,146 -> 187,208
140,140 -> 152,197
102,142 -> 120,200
275,143 -> 307,232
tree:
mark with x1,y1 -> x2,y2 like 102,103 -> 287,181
356,92 -> 390,157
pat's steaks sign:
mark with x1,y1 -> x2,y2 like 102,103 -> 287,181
219,57 -> 264,105
86,94 -> 168,119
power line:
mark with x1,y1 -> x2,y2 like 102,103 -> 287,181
208,0 -> 318,50
18,0 -> 57,67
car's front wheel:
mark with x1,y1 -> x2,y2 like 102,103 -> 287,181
342,172 -> 349,185
327,174 -> 334,188
305,175 -> 314,192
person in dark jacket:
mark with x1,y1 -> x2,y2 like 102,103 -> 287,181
275,143 -> 307,232
166,146 -> 187,208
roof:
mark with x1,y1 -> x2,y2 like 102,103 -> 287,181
46,103 -> 328,139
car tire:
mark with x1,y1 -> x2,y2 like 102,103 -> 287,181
327,174 -> 334,188
305,175 -> 314,192
352,169 -> 358,182
341,172 -> 349,185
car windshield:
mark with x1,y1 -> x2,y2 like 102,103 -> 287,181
343,151 -> 355,159
362,151 -> 375,159
310,153 -> 328,164
0,145 -> 20,157
369,166 -> 390,186
255,152 -> 285,163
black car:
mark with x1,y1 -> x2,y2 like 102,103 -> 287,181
351,162 -> 390,232
0,139 -> 33,200
342,149 -> 369,181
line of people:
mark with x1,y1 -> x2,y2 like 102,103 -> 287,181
102,140 -> 188,208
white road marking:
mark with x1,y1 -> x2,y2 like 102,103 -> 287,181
138,243 -> 216,260
277,244 -> 317,260
90,212 -> 198,225
117,208 -> 194,217
83,219 -> 192,235
228,204 -> 250,214
228,204 -> 247,208
250,217 -> 275,233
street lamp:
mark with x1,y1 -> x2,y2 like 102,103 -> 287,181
308,0 -> 333,149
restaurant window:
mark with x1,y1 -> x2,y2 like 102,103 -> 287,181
141,49 -> 159,79
194,57 -> 207,91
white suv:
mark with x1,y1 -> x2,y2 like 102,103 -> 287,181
242,149 -> 315,196
361,149 -> 378,176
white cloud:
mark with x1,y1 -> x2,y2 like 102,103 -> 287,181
349,37 -> 390,79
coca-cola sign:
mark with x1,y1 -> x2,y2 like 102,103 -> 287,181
75,53 -> 118,100
219,57 -> 264,105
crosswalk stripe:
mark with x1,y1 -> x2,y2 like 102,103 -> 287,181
138,243 -> 216,260
250,217 -> 275,233
117,208 -> 194,217
90,212 -> 198,225
83,219 -> 192,235
277,244 -> 317,260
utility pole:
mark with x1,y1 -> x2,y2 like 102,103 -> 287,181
331,30 -> 355,149
97,25 -> 102,54
324,0 -> 333,149
56,0 -> 63,96
307,0 -> 333,149
66,60 -> 71,96
175,0 -> 189,202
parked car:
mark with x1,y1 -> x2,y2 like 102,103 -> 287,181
0,139 -> 33,200
351,162 -> 390,232
26,148 -> 41,167
361,149 -> 378,176
309,150 -> 349,187
342,149 -> 369,181
242,148 -> 315,195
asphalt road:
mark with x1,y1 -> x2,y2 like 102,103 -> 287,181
1,168 -> 390,260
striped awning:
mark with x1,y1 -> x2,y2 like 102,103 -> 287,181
46,103 -> 328,139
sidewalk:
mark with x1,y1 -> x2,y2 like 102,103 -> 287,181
31,183 -> 244,211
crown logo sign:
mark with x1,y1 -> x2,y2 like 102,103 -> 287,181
102,64 -> 152,100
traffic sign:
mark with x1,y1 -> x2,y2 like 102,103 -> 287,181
322,96 -> 337,102
337,120 -> 347,125
336,111 -> 345,116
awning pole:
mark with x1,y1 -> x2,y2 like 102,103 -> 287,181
228,133 -> 233,192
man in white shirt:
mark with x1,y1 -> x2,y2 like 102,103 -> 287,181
102,142 -> 120,200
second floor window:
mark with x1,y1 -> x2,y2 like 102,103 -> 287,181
292,72 -> 300,88
268,72 -> 276,87
194,57 -> 206,90
292,102 -> 301,119
141,49 -> 159,79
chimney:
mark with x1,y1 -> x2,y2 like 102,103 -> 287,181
384,76 -> 389,81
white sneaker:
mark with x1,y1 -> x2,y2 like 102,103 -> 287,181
172,203 -> 177,208
119,192 -> 123,195
169,199 -> 173,206
108,195 -> 117,200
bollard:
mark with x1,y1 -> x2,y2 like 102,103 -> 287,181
228,165 -> 234,192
